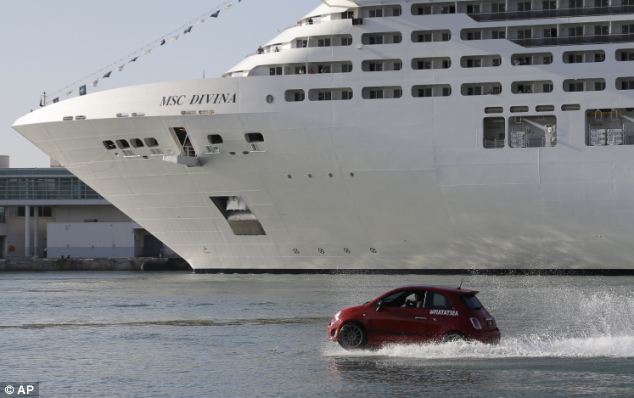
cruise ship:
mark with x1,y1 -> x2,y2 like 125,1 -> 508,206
12,0 -> 634,272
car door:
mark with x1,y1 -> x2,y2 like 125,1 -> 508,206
367,290 -> 432,343
423,291 -> 458,339
365,290 -> 410,342
398,291 -> 437,342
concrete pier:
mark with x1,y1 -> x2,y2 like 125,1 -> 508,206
0,257 -> 191,272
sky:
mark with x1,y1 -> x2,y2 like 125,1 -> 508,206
0,0 -> 318,168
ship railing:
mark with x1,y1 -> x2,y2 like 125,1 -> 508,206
510,33 -> 634,47
183,146 -> 197,158
483,139 -> 505,149
469,5 -> 634,22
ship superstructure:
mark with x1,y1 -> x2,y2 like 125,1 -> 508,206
13,0 -> 634,271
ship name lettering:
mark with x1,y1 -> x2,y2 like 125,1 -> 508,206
160,93 -> 238,107
160,95 -> 187,106
189,93 -> 237,105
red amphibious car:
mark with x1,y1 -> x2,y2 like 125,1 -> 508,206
328,285 -> 500,349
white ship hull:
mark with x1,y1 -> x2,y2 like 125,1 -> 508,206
12,77 -> 634,271
13,1 -> 634,271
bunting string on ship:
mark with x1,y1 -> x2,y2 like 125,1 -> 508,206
40,0 -> 244,107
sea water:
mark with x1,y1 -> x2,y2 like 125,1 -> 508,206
0,273 -> 632,397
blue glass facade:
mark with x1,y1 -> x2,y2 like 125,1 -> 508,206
0,169 -> 102,201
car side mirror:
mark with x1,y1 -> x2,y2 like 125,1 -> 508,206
376,300 -> 384,312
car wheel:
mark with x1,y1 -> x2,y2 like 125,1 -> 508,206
337,323 -> 366,350
442,332 -> 465,343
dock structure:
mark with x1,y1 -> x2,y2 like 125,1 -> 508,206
0,156 -> 175,263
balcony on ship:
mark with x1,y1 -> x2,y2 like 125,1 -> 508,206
469,4 -> 634,22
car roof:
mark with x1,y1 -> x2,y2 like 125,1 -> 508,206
386,285 -> 479,295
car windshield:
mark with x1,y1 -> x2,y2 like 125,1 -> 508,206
462,294 -> 483,310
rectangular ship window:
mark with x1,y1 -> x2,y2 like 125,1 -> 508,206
483,117 -> 505,148
509,116 -> 557,148
130,138 -> 144,148
103,140 -> 116,150
144,138 -> 159,147
562,104 -> 581,111
210,196 -> 266,236
485,107 -> 503,114
586,108 -> 634,146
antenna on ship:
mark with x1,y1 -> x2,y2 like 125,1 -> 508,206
458,278 -> 464,290
39,92 -> 47,107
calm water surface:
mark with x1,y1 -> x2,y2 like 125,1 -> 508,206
0,272 -> 632,397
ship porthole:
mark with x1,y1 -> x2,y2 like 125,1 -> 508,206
318,248 -> 325,255
370,248 -> 377,254
344,248 -> 351,254
293,248 -> 300,255
266,95 -> 274,104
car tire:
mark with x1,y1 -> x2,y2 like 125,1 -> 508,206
337,322 -> 366,350
442,332 -> 465,343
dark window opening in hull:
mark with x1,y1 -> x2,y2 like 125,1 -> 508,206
587,108 -> 634,145
509,115 -> 557,148
144,138 -> 159,147
210,196 -> 266,236
536,105 -> 555,112
130,138 -> 144,148
245,133 -> 264,143
208,134 -> 223,144
483,117 -> 505,148
103,140 -> 116,150
562,104 -> 581,111
511,106 -> 529,113
485,106 -> 503,114
206,134 -> 224,154
170,127 -> 197,157
245,132 -> 265,152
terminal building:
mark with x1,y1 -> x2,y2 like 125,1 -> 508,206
0,155 -> 171,260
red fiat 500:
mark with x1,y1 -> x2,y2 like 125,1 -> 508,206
328,285 -> 500,349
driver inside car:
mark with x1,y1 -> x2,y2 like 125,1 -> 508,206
404,292 -> 425,308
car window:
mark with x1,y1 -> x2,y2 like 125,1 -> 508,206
403,291 -> 426,308
380,291 -> 411,307
462,294 -> 483,310
427,292 -> 453,309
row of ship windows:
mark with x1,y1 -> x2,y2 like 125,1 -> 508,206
287,25 -> 634,47
257,21 -> 634,56
409,0 -> 634,15
300,1 -> 634,23
357,24 -> 634,45
102,133 -> 265,153
264,49 -> 634,77
282,77 -> 634,102
484,104 -> 581,113
103,137 -> 159,150
483,109 -> 634,148
100,109 -> 633,155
